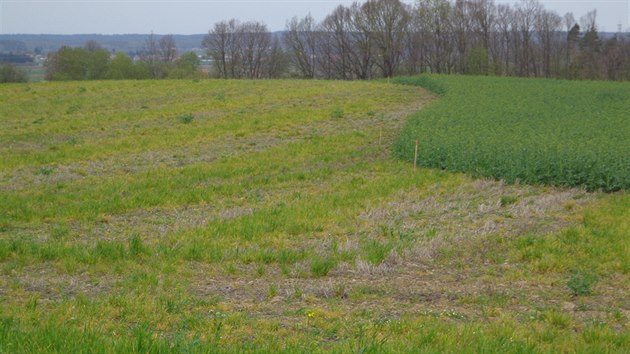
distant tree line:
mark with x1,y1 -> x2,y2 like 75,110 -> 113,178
45,36 -> 202,81
0,39 -> 28,53
38,0 -> 630,82
203,0 -> 630,81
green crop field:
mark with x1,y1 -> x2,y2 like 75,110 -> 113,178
394,75 -> 630,192
0,79 -> 629,352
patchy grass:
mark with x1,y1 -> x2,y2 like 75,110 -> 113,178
0,79 -> 628,352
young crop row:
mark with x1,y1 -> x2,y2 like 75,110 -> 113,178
394,75 -> 630,192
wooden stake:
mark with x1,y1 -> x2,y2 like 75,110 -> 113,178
414,139 -> 419,170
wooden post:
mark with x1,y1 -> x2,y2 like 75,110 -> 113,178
414,139 -> 419,170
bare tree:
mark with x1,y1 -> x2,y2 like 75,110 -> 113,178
320,5 -> 354,79
470,0 -> 496,72
414,0 -> 455,74
283,14 -> 318,78
159,34 -> 177,62
203,19 -> 272,79
618,36 -> 630,80
144,32 -> 159,61
404,9 -> 424,75
580,9 -> 597,34
536,9 -> 562,77
204,21 -> 230,79
494,3 -> 514,75
316,29 -> 336,79
361,0 -> 412,78
516,0 -> 542,76
470,0 -> 496,52
203,19 -> 242,78
602,35 -> 624,80
239,21 -> 271,79
452,0 -> 473,73
347,2 -> 376,79
143,32 -> 164,78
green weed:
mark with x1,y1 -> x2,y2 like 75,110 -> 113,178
50,224 -> 69,240
330,107 -> 344,119
128,234 -> 147,257
500,195 -> 518,207
177,113 -> 194,124
311,256 -> 336,277
362,239 -> 392,266
567,271 -> 598,296
37,166 -> 54,175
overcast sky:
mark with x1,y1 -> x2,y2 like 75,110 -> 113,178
0,0 -> 628,35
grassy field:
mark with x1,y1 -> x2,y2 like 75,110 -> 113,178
394,75 -> 630,191
0,79 -> 629,352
